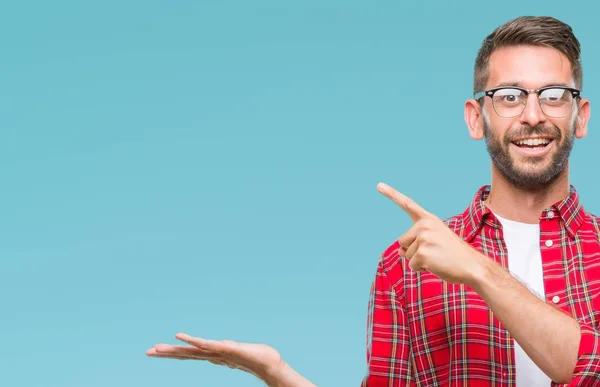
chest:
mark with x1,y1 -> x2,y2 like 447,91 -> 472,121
399,225 -> 600,381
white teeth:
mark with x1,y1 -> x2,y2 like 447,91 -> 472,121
515,138 -> 551,146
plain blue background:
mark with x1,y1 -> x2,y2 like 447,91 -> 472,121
2,1 -> 600,386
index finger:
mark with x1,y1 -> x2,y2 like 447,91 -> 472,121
175,333 -> 235,356
377,182 -> 431,222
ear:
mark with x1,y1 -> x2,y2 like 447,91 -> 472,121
465,99 -> 485,140
574,98 -> 590,139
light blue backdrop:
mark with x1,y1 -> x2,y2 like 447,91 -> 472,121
2,1 -> 599,386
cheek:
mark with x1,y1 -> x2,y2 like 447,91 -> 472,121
568,114 -> 579,136
548,118 -> 575,140
483,114 -> 513,141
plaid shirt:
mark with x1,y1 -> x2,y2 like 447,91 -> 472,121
361,185 -> 600,386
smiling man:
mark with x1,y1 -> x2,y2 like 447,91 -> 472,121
147,16 -> 600,386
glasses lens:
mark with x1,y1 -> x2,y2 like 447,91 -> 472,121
492,88 -> 526,117
539,88 -> 574,117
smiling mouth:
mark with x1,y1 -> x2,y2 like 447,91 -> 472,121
511,137 -> 554,149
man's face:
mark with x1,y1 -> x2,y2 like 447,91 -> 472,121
481,45 -> 580,189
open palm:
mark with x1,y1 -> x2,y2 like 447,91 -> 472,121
147,333 -> 283,382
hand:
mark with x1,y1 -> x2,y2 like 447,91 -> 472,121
146,333 -> 285,385
377,182 -> 486,285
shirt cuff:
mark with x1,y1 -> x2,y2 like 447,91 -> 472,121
574,320 -> 600,377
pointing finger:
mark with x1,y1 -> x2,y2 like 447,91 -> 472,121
377,182 -> 431,222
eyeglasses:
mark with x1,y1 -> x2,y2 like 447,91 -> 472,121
473,86 -> 581,118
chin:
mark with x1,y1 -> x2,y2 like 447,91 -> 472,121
502,163 -> 566,189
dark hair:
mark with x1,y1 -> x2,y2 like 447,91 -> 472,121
474,16 -> 582,94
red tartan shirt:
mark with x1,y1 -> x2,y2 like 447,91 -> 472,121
361,185 -> 600,386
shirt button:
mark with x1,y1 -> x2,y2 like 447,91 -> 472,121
545,240 -> 553,247
548,211 -> 555,219
552,296 -> 560,304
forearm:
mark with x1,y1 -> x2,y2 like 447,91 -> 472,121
265,361 -> 317,387
468,253 -> 580,384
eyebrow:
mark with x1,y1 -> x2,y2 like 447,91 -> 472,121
494,81 -> 571,88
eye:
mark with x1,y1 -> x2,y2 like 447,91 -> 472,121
540,88 -> 569,104
493,88 -> 523,105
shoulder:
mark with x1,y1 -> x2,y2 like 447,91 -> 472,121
586,210 -> 600,222
442,213 -> 465,232
583,210 -> 600,232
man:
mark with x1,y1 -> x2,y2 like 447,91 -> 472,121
146,16 -> 600,386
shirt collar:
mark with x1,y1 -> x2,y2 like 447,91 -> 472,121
459,184 -> 586,241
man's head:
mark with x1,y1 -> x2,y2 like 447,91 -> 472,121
465,16 -> 590,190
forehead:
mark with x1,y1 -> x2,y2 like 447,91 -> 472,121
486,45 -> 575,89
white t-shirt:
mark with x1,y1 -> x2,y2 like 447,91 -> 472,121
494,213 -> 552,386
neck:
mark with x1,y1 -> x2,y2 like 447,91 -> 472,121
484,164 -> 571,224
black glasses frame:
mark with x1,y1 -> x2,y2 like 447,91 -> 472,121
474,85 -> 581,100
473,85 -> 581,118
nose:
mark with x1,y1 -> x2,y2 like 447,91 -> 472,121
519,93 -> 547,127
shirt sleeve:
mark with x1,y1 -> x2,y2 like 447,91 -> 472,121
360,255 -> 413,386
568,321 -> 600,386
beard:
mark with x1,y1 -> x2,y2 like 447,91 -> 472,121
483,117 -> 575,189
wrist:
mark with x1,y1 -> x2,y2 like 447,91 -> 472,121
465,250 -> 491,290
263,360 -> 316,387
263,360 -> 295,387
262,358 -> 288,387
